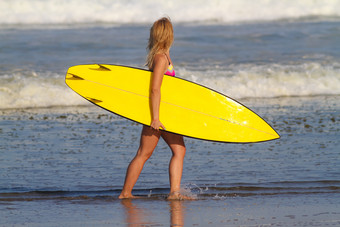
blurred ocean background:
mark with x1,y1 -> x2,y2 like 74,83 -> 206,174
1,0 -> 339,226
1,0 -> 340,109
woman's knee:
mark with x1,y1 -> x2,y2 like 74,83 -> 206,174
172,145 -> 186,158
136,147 -> 154,161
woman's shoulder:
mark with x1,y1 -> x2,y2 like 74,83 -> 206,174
152,53 -> 168,68
154,53 -> 168,62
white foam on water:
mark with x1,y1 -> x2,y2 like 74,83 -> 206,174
0,71 -> 87,110
179,62 -> 340,99
0,62 -> 339,110
1,0 -> 340,25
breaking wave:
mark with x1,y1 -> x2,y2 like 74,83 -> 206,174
1,0 -> 340,25
1,62 -> 339,109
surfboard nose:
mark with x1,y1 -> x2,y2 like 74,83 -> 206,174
266,127 -> 280,141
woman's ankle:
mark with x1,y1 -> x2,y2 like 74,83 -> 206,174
119,191 -> 134,199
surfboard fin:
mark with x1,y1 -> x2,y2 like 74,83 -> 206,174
65,73 -> 84,80
89,64 -> 111,71
86,97 -> 103,104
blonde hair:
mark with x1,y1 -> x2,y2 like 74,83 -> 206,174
146,17 -> 174,69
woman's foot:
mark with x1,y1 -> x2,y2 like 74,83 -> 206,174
118,192 -> 140,199
167,191 -> 196,200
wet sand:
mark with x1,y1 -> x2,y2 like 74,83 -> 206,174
1,193 -> 339,226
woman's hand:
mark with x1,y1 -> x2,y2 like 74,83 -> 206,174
150,119 -> 166,131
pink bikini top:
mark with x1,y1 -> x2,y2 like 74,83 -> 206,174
164,54 -> 175,77
165,64 -> 175,77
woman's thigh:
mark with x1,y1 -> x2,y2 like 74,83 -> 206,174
161,131 -> 185,153
138,125 -> 162,155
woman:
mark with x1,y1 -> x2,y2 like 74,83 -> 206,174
119,17 -> 188,200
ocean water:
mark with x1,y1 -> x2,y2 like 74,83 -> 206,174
1,1 -> 340,226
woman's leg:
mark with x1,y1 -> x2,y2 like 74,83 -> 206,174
161,131 -> 186,198
119,126 -> 161,199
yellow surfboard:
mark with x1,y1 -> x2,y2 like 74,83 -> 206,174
65,64 -> 280,143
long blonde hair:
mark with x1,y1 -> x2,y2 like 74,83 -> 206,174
146,17 -> 174,69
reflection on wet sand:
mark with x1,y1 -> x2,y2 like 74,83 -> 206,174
169,200 -> 185,226
121,199 -> 185,226
120,199 -> 152,227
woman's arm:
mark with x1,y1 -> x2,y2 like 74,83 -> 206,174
150,54 -> 167,130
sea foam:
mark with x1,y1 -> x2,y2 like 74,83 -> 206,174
181,62 -> 340,99
0,71 -> 87,110
0,63 -> 339,110
1,0 -> 340,25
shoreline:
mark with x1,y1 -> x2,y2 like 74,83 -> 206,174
1,193 -> 339,226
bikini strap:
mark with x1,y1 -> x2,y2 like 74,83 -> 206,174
164,54 -> 171,65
